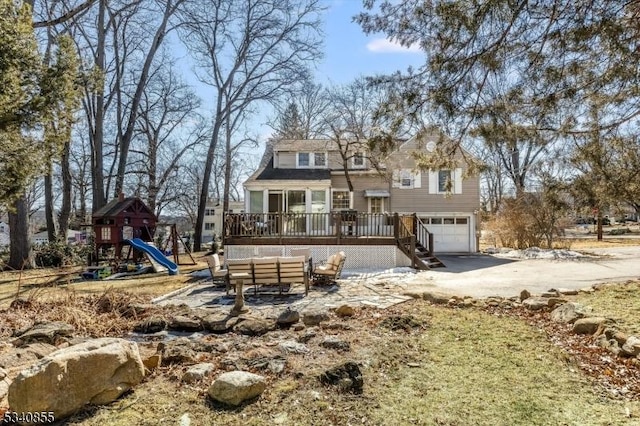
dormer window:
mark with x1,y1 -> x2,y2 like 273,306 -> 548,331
298,152 -> 310,167
352,152 -> 365,168
297,152 -> 326,168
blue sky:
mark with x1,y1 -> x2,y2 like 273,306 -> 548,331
174,0 -> 425,162
316,0 -> 423,84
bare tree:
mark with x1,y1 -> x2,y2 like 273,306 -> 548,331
111,0 -> 188,199
127,58 -> 205,216
69,127 -> 93,227
70,0 -> 186,210
271,80 -> 330,139
322,76 -> 389,192
179,0 -> 324,251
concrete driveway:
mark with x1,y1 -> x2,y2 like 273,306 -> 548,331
403,246 -> 640,298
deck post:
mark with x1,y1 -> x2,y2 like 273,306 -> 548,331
393,213 -> 399,240
412,213 -> 417,235
335,212 -> 341,244
428,233 -> 434,257
410,236 -> 416,268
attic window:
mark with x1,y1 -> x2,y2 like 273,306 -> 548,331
298,152 -> 310,167
352,152 -> 365,168
297,152 -> 326,168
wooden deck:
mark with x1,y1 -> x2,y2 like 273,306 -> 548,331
224,212 -> 399,245
223,212 -> 444,270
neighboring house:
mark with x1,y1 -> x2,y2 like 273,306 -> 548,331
31,230 -> 87,245
201,199 -> 245,243
0,222 -> 9,248
237,135 -> 480,259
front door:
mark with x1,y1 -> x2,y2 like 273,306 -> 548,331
268,192 -> 283,233
286,190 -> 306,234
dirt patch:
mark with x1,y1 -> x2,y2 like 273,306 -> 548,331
379,314 -> 426,332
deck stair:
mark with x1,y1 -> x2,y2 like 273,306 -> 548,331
397,215 -> 446,270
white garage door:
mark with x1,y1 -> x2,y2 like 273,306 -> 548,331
423,217 -> 471,253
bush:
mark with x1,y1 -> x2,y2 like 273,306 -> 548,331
33,240 -> 92,267
484,192 -> 569,249
608,228 -> 631,236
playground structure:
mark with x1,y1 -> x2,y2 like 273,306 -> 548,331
88,194 -> 194,276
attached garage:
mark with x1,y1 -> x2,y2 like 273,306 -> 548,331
422,216 -> 473,253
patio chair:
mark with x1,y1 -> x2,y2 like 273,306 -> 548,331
312,251 -> 346,285
206,254 -> 228,287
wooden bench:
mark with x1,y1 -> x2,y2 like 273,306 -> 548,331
226,256 -> 309,295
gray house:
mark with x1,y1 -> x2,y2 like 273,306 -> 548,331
225,135 -> 481,269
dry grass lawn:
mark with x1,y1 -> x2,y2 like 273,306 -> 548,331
64,303 -> 640,426
2,252 -> 640,425
0,254 -> 209,309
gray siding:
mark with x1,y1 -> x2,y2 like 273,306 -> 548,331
277,152 -> 297,168
331,173 -> 389,212
389,175 -> 480,213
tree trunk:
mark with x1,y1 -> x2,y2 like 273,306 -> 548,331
8,196 -> 34,270
597,210 -> 603,241
92,0 -> 107,210
44,172 -> 57,242
194,119 -> 222,252
223,117 -> 232,214
59,140 -> 72,239
147,134 -> 157,214
113,0 -> 177,197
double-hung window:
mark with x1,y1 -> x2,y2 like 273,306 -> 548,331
352,152 -> 365,168
438,170 -> 452,192
297,152 -> 326,168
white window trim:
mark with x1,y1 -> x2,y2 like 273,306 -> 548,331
351,152 -> 366,169
429,168 -> 463,194
314,152 -> 327,168
331,189 -> 353,210
368,197 -> 385,213
392,169 -> 422,189
297,151 -> 328,169
297,152 -> 311,168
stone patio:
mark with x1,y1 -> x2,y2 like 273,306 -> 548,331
153,271 -> 418,318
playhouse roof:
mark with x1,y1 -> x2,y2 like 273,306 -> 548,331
92,197 -> 156,219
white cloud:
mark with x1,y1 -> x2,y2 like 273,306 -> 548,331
366,38 -> 421,53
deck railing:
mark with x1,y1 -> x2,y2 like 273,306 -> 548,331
224,212 -> 398,240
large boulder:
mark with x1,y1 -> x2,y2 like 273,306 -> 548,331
208,371 -> 266,406
302,310 -> 330,326
572,317 -> 609,335
550,302 -> 592,324
276,309 -> 300,326
12,322 -> 74,347
522,297 -> 550,311
160,338 -> 198,366
182,363 -> 215,383
8,338 -> 145,421
233,318 -> 276,336
202,314 -> 239,333
168,315 -> 202,332
621,336 -> 640,357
